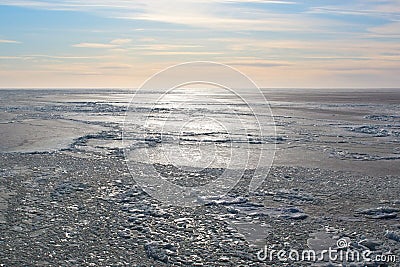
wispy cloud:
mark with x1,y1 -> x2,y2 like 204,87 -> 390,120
73,42 -> 117,48
368,21 -> 400,37
0,54 -> 107,60
309,6 -> 400,19
216,0 -> 297,4
294,0 -> 400,38
135,44 -> 203,51
0,39 -> 21,44
110,38 -> 132,45
142,51 -> 223,56
308,0 -> 400,20
0,0 -> 339,33
98,63 -> 132,70
226,61 -> 291,68
73,38 -> 132,48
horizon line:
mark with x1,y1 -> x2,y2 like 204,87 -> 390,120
0,87 -> 399,90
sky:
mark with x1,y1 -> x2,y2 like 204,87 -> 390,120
0,0 -> 399,88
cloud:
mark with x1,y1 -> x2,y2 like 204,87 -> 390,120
142,51 -> 222,55
0,39 -> 21,44
73,38 -> 132,49
368,22 -> 400,36
220,0 -> 296,4
29,54 -> 107,59
72,42 -> 118,48
227,61 -> 291,68
0,56 -> 21,59
110,38 -> 132,45
308,1 -> 400,20
135,44 -> 202,51
0,0 -> 338,33
309,6 -> 398,18
98,63 -> 132,70
0,54 -> 107,60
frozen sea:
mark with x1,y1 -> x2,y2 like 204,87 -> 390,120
0,88 -> 399,266
1,88 -> 399,176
